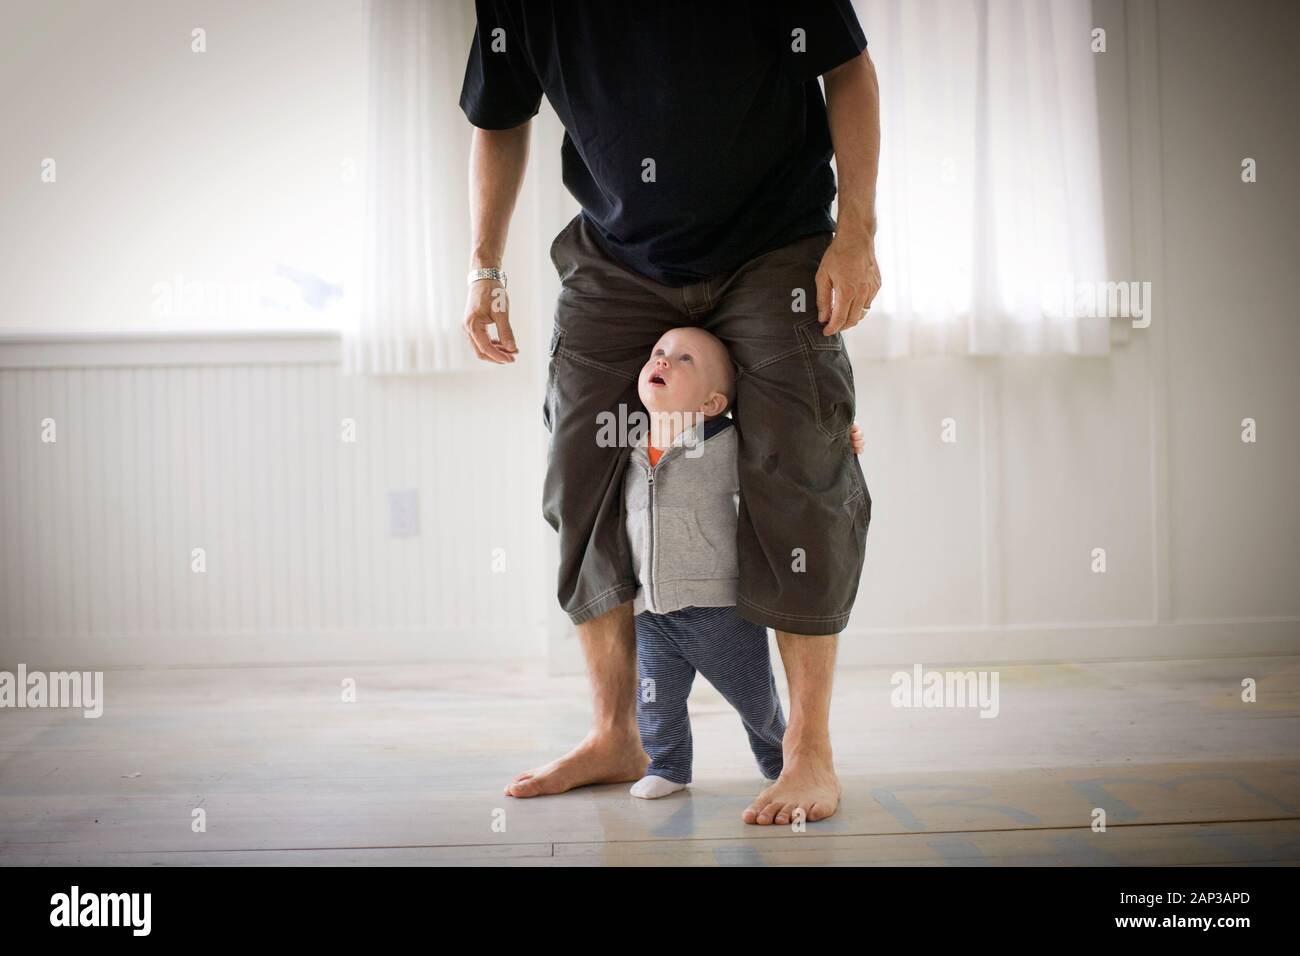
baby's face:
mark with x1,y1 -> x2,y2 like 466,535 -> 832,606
637,327 -> 728,417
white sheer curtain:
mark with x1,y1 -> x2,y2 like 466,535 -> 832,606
345,0 -> 479,375
351,0 -> 1112,372
851,0 -> 1111,358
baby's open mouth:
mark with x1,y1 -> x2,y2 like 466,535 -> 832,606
649,373 -> 666,386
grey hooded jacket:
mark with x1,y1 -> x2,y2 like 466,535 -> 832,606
623,415 -> 739,616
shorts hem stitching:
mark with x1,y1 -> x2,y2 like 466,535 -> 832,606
567,582 -> 638,624
736,596 -> 851,631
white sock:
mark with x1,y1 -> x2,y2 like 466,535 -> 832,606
630,775 -> 686,799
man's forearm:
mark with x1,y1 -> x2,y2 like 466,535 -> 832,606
823,51 -> 880,238
469,124 -> 531,270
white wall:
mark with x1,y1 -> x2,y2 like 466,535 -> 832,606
1,0 -> 1297,671
817,0 -> 1298,668
1154,0 -> 1299,620
0,0 -> 366,331
0,0 -> 560,667
0,341 -> 551,666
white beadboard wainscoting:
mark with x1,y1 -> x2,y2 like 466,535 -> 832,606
0,331 -> 552,668
1,324 -> 1298,673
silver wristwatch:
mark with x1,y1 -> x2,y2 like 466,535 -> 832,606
467,267 -> 507,288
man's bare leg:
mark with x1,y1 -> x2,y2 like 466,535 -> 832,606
505,600 -> 649,797
742,631 -> 840,825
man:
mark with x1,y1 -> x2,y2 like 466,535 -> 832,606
460,0 -> 881,825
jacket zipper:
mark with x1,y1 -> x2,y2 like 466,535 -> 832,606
643,445 -> 677,611
645,458 -> 656,610
642,436 -> 694,611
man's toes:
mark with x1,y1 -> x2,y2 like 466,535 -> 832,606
756,800 -> 784,825
807,801 -> 835,821
788,802 -> 814,823
504,771 -> 535,795
774,803 -> 798,825
507,777 -> 543,798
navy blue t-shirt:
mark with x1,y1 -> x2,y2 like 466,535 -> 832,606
459,1 -> 868,287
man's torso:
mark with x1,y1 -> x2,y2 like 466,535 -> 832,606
463,1 -> 866,285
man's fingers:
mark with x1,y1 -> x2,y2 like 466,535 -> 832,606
467,320 -> 501,363
467,314 -> 513,364
825,287 -> 859,336
815,268 -> 832,324
493,313 -> 519,354
463,282 -> 516,363
463,317 -> 490,362
466,335 -> 488,362
843,296 -> 868,331
486,286 -> 519,353
860,272 -> 882,312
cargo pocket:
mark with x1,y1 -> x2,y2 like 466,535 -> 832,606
542,326 -> 565,433
844,451 -> 872,552
795,318 -> 857,439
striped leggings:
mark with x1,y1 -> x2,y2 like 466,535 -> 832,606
635,605 -> 787,784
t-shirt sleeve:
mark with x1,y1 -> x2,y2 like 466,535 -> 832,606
776,0 -> 869,82
458,0 -> 542,130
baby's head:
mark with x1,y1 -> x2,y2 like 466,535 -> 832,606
637,327 -> 735,420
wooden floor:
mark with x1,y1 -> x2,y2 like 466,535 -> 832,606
2,656 -> 1299,866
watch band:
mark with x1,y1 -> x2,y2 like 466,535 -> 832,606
467,267 -> 507,288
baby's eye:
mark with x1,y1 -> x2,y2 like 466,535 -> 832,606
680,354 -> 693,362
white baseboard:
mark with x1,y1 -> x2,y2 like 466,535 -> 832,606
5,617 -> 1296,674
0,328 -> 341,368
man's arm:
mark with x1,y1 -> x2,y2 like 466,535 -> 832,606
464,122 -> 531,364
817,49 -> 883,336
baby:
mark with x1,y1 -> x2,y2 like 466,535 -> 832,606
624,327 -> 862,798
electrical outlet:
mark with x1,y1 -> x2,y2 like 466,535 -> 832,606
388,489 -> 420,537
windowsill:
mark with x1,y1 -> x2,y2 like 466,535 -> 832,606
0,327 -> 344,369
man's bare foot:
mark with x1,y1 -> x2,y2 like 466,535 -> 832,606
505,731 -> 649,798
742,753 -> 841,825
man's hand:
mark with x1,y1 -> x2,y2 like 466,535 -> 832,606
463,279 -> 517,364
849,422 -> 866,455
815,227 -> 882,337
820,49 -> 882,337
463,124 -> 531,365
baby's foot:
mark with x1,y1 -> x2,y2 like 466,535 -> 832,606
630,775 -> 686,799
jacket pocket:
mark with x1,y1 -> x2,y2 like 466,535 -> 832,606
655,507 -> 720,578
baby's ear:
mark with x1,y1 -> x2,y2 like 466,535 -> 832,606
701,391 -> 728,417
